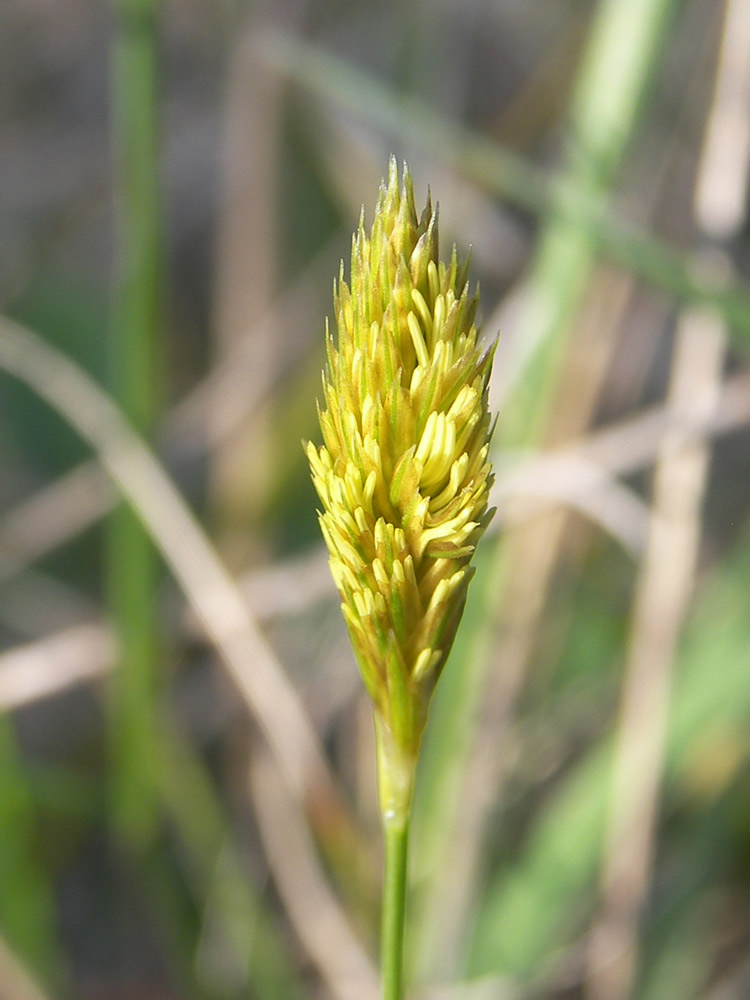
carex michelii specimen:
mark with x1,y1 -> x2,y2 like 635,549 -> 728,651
307,159 -> 495,840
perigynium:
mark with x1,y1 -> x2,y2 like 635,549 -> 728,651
306,157 -> 494,999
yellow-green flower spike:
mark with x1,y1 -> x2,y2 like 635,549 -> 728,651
307,158 -> 495,819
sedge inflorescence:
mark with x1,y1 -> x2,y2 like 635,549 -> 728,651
307,159 -> 495,787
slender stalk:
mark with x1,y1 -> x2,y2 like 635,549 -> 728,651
381,817 -> 410,1000
375,714 -> 417,1000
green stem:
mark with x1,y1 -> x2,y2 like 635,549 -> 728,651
108,0 -> 162,848
382,816 -> 410,1000
375,714 -> 417,1000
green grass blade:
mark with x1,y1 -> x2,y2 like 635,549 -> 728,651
107,0 -> 164,850
0,717 -> 63,987
468,528 -> 750,981
158,732 -> 307,1000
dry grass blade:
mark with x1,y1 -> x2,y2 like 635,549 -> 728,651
0,462 -> 112,584
2,367 -> 748,629
0,625 -> 113,711
0,937 -> 51,1000
250,749 -> 379,1000
586,306 -> 725,1000
494,450 -> 650,556
0,314 -> 354,842
586,1 -> 746,991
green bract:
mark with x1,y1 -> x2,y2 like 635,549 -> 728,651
307,159 -> 495,811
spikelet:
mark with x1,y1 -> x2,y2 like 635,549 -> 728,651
307,159 -> 495,814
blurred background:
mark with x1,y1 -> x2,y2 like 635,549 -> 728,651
1,0 -> 750,997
